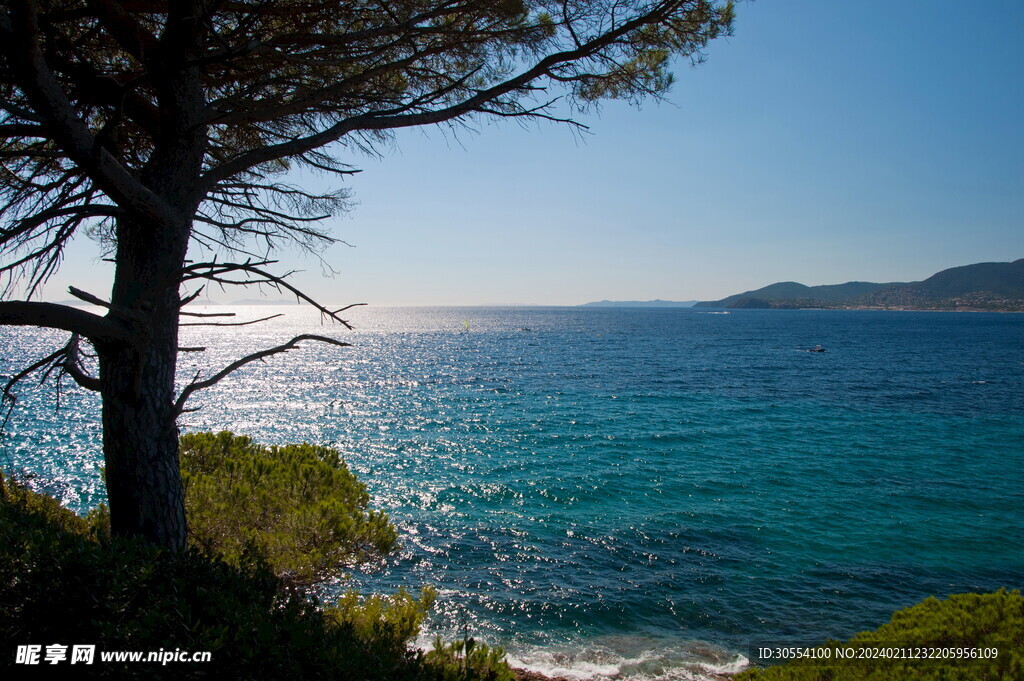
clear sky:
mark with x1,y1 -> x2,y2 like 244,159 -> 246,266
41,0 -> 1024,306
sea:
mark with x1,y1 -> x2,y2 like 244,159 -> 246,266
2,306 -> 1022,680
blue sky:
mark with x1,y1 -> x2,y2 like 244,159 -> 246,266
44,0 -> 1024,306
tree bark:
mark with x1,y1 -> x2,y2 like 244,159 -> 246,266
98,213 -> 191,551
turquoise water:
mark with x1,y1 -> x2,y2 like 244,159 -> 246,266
2,307 -> 1022,679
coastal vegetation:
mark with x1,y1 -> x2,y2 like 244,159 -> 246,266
736,590 -> 1023,681
0,434 -> 514,680
179,431 -> 398,586
86,431 -> 399,586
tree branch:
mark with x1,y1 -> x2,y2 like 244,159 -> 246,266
181,313 -> 283,326
1,332 -> 101,404
84,0 -> 161,63
182,260 -> 359,329
60,334 -> 102,392
195,1 -> 686,194
68,286 -> 111,308
180,311 -> 237,318
0,4 -> 179,226
174,334 -> 350,413
68,286 -> 147,322
2,347 -> 65,403
0,300 -> 127,344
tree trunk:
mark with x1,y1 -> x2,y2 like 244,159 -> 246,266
98,215 -> 190,551
94,35 -> 206,548
100,342 -> 185,550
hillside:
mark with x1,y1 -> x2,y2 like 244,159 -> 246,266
695,260 -> 1024,311
860,259 -> 1024,308
694,281 -> 901,308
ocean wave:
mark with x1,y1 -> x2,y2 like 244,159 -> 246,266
502,635 -> 749,681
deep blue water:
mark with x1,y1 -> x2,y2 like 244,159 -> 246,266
2,307 -> 1022,679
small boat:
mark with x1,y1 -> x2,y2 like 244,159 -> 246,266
808,345 -> 825,352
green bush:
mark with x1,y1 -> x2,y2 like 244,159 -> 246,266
736,590 -> 1024,681
179,431 -> 399,586
424,635 -> 517,681
328,587 -> 437,648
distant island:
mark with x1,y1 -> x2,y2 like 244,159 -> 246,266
694,259 -> 1024,312
580,299 -> 698,308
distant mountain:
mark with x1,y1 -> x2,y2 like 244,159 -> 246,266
695,260 -> 1024,311
694,281 -> 899,308
580,299 -> 698,308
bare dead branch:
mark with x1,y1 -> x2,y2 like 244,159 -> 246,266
181,313 -> 283,327
2,348 -> 65,403
174,334 -> 350,413
331,302 -> 368,315
1,333 -> 100,404
67,286 -> 147,322
68,286 -> 111,308
60,334 -> 101,392
179,288 -> 205,307
183,260 -> 356,329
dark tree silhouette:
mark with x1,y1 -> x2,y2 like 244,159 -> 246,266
0,0 -> 734,549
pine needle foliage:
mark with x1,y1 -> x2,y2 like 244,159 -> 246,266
424,635 -> 516,681
179,430 -> 398,586
328,587 -> 438,646
736,590 -> 1023,681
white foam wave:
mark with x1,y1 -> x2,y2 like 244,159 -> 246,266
504,637 -> 750,681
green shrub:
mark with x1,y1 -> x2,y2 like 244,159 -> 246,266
324,588 -> 518,681
324,587 -> 439,678
179,431 -> 399,586
328,587 -> 437,647
424,635 -> 517,681
736,590 -> 1024,681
